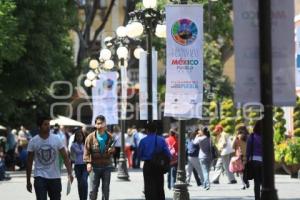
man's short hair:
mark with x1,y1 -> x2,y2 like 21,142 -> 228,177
94,115 -> 106,124
145,121 -> 157,133
37,116 -> 51,127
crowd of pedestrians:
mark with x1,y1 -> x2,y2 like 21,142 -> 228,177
0,117 -> 263,200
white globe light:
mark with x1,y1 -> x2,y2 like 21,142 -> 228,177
104,60 -> 114,69
89,59 -> 98,69
126,22 -> 143,38
143,0 -> 157,8
84,79 -> 92,87
100,48 -> 111,60
86,70 -> 96,80
134,47 -> 144,59
91,79 -> 97,87
116,72 -> 120,79
117,46 -> 129,59
125,23 -> 134,38
155,24 -> 166,38
116,26 -> 127,37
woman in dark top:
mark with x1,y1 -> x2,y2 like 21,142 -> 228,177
246,120 -> 263,200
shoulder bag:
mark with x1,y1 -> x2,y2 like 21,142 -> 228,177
150,135 -> 170,174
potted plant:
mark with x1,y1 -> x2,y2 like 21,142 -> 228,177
275,137 -> 300,178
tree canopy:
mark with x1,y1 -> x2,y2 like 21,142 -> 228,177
0,0 -> 77,128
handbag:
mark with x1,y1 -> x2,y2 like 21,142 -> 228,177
150,135 -> 170,174
229,156 -> 244,173
210,139 -> 219,160
243,134 -> 254,181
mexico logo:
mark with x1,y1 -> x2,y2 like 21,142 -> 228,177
171,18 -> 198,46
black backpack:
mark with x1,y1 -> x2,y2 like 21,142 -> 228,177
149,135 -> 170,174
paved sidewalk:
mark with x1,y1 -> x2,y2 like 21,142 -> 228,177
0,169 -> 299,200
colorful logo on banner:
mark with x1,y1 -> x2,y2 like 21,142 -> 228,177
103,78 -> 114,90
171,18 -> 198,46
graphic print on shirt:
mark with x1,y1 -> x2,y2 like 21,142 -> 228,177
37,144 -> 56,165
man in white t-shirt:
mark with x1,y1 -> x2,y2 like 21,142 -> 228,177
26,116 -> 73,200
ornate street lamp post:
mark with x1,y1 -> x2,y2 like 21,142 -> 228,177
126,0 -> 166,122
84,27 -> 143,181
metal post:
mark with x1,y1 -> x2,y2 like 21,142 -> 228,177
173,119 -> 189,200
259,0 -> 278,199
146,25 -> 153,122
173,0 -> 189,198
117,61 -> 130,181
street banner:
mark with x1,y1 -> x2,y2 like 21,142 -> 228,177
164,4 -> 203,119
233,0 -> 260,104
120,65 -> 127,120
139,50 -> 158,120
233,0 -> 295,106
92,71 -> 118,125
272,0 -> 295,106
295,15 -> 300,88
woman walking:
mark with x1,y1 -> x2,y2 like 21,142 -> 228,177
193,127 -> 212,190
186,130 -> 203,186
246,121 -> 263,200
71,128 -> 88,200
232,125 -> 249,189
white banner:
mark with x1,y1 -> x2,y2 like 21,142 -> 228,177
164,5 -> 203,119
233,0 -> 260,104
92,72 -> 118,125
272,0 -> 295,106
139,50 -> 158,120
233,0 -> 295,106
295,15 -> 300,88
120,65 -> 127,120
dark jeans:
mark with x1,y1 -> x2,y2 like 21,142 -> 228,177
34,177 -> 62,200
113,147 -> 120,168
143,161 -> 165,200
90,167 -> 111,200
132,147 -> 140,168
74,164 -> 88,200
253,161 -> 262,200
167,165 -> 177,189
193,168 -> 201,186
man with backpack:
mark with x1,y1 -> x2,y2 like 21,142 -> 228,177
138,122 -> 171,200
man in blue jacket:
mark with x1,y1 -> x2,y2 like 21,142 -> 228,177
138,122 -> 171,200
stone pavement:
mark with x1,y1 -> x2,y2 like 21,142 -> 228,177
0,169 -> 299,200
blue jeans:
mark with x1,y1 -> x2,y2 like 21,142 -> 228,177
90,167 -> 111,200
74,164 -> 88,200
34,177 -> 62,200
200,158 -> 211,189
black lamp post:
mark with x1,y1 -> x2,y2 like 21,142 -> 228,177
258,0 -> 278,199
126,0 -> 166,122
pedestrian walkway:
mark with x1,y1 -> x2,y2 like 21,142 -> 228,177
0,169 -> 299,200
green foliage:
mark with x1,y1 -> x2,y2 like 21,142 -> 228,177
294,128 -> 300,137
273,107 -> 286,144
219,99 -> 235,134
0,1 -> 25,62
235,108 -> 245,131
275,138 -> 300,165
293,97 -> 300,135
208,101 -> 219,132
0,0 -> 77,127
